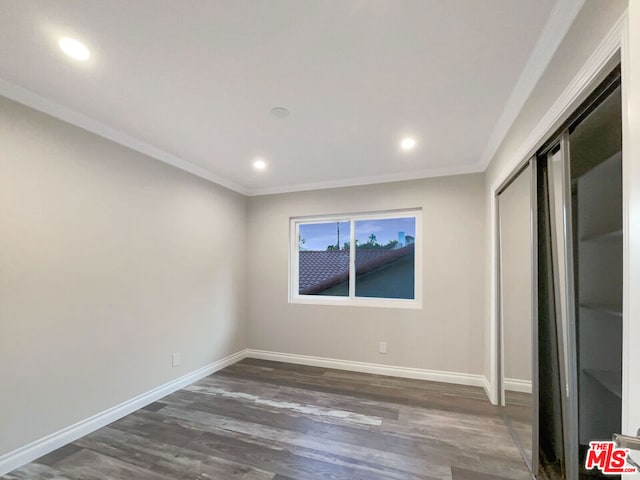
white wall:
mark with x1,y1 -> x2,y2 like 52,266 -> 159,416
0,97 -> 247,456
247,174 -> 486,376
483,0 -> 628,401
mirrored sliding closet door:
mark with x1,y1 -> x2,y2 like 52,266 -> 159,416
497,162 -> 536,471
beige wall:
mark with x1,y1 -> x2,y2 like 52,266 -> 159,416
0,97 -> 247,455
247,174 -> 486,375
483,0 -> 628,399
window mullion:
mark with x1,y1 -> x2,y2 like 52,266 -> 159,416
349,218 -> 356,299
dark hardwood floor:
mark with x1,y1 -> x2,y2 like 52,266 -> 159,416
3,359 -> 531,479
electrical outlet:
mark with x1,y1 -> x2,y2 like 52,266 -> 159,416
172,352 -> 181,367
379,342 -> 387,354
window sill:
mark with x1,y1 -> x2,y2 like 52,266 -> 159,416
289,295 -> 423,310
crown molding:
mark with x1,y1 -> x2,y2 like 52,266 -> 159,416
479,0 -> 586,171
245,162 -> 484,196
493,10 -> 625,192
0,77 -> 485,197
0,78 -> 249,195
0,0 -> 587,199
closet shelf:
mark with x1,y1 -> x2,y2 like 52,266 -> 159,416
580,228 -> 622,242
579,303 -> 622,318
583,368 -> 622,399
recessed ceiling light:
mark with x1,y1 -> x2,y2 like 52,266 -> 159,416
400,137 -> 416,150
59,37 -> 90,61
270,107 -> 290,119
253,158 -> 267,171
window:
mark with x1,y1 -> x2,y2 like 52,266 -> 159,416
290,210 -> 422,308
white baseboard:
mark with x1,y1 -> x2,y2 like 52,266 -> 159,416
481,376 -> 497,405
245,349 -> 489,389
0,349 -> 248,477
504,378 -> 533,394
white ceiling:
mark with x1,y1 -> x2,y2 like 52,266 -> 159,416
0,0 -> 577,195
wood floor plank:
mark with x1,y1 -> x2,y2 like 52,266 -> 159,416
219,360 -> 500,417
151,404 -> 449,479
112,410 -> 403,480
197,374 -> 401,420
451,466 -> 519,480
54,449 -> 175,480
3,463 -> 74,480
2,359 -> 531,480
77,427 -> 275,480
33,445 -> 84,468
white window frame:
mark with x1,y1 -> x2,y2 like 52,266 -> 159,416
289,209 -> 423,309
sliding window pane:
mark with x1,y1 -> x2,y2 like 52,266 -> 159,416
354,217 -> 416,299
298,221 -> 350,296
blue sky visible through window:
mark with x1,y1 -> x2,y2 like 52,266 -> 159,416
299,222 -> 350,251
299,218 -> 415,251
355,218 -> 415,246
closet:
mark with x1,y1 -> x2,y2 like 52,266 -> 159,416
571,82 -> 623,475
499,67 -> 623,480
